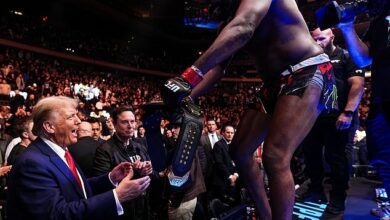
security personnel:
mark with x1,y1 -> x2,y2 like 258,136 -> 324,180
300,28 -> 365,215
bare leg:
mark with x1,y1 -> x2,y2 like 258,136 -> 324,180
262,85 -> 324,220
230,109 -> 272,220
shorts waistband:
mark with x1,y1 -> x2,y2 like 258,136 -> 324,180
281,53 -> 330,76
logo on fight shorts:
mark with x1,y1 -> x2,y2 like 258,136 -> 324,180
164,80 -> 180,92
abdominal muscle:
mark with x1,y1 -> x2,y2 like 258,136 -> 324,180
248,0 -> 323,77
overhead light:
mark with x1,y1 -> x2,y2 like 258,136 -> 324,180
10,10 -> 23,16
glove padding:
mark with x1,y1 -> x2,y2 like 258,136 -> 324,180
168,97 -> 203,188
161,77 -> 192,108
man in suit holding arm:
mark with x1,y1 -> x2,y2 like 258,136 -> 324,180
7,96 -> 150,220
212,124 -> 239,206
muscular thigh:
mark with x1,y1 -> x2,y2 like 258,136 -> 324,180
230,109 -> 271,158
263,85 -> 324,161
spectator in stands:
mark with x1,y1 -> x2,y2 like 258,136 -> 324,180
93,105 -> 154,220
15,73 -> 25,91
134,125 -> 147,148
7,96 -> 151,219
89,117 -> 105,144
212,124 -> 240,207
68,121 -> 99,178
7,117 -> 36,165
200,118 -> 221,184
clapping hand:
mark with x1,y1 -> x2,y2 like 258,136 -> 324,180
115,173 -> 150,203
133,160 -> 153,176
109,162 -> 133,183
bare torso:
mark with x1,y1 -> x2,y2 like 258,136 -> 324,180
247,0 -> 323,77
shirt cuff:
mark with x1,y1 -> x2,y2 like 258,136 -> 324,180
112,189 -> 124,216
233,173 -> 239,178
108,172 -> 118,187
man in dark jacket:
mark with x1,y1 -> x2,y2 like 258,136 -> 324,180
93,106 -> 154,220
69,121 -> 100,178
212,124 -> 240,206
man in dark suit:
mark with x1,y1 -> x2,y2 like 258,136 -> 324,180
69,121 -> 99,178
7,96 -> 151,220
199,118 -> 222,214
199,118 -> 222,179
212,124 -> 239,206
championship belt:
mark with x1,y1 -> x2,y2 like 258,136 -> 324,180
168,98 -> 203,188
141,101 -> 171,172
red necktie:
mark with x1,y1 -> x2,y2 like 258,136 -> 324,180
64,150 -> 82,188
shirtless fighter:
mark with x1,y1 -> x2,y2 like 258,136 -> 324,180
161,0 -> 337,219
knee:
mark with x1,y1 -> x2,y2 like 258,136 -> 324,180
262,148 -> 291,175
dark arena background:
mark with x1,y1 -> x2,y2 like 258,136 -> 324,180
0,0 -> 386,219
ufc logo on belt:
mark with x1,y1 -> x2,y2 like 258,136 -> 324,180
164,81 -> 180,92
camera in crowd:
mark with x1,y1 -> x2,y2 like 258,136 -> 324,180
315,0 -> 390,29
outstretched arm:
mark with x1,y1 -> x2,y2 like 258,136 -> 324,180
193,0 -> 272,74
161,0 -> 271,106
338,22 -> 372,67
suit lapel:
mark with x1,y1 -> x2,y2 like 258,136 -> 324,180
203,135 -> 212,154
34,138 -> 85,198
223,140 -> 229,151
75,163 -> 93,197
50,156 -> 85,197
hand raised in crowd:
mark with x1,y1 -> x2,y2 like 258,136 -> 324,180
133,160 -> 153,176
115,173 -> 151,203
109,162 -> 133,183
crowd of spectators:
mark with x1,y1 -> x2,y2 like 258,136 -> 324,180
0,46 -> 264,218
0,8 -> 373,218
1,10 -> 260,77
0,47 -> 262,136
0,12 -> 186,73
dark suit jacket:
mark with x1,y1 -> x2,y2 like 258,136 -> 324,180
212,139 -> 237,191
7,137 -> 118,220
200,133 -> 222,180
69,136 -> 100,178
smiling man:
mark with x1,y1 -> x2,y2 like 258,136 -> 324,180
7,96 -> 151,220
